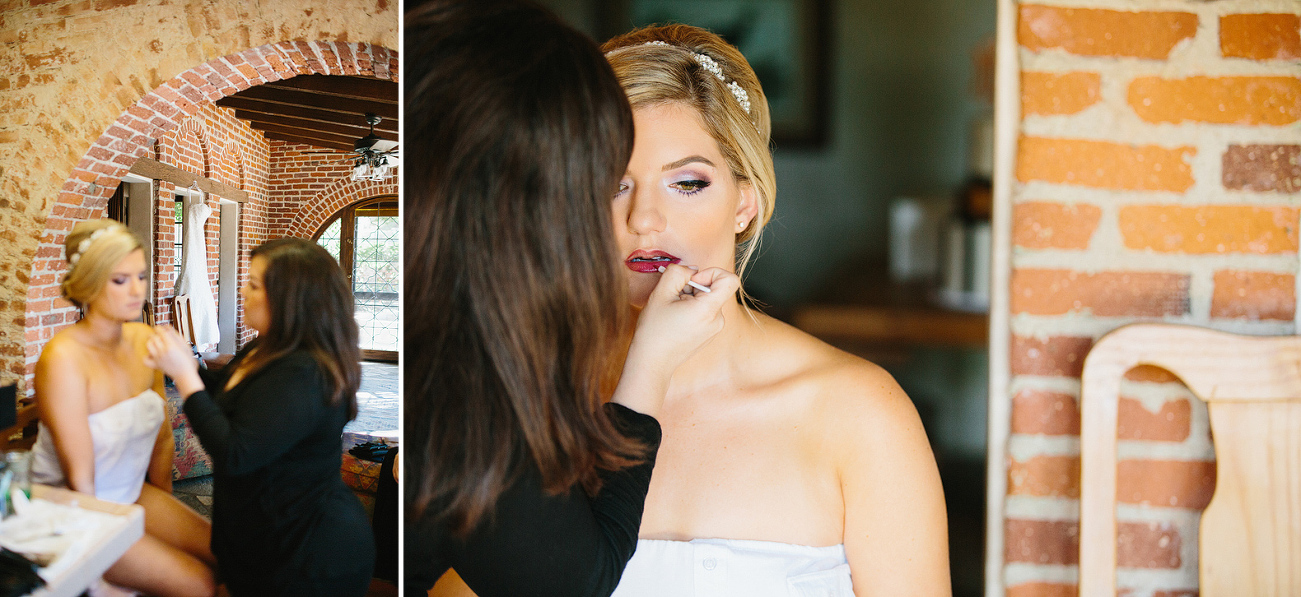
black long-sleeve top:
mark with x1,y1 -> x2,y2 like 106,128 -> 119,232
184,344 -> 375,595
405,403 -> 661,597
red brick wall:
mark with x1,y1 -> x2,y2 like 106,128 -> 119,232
266,141 -> 396,236
1003,2 -> 1300,595
247,141 -> 397,347
267,140 -> 398,238
153,105 -> 273,351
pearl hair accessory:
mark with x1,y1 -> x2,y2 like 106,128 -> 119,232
613,41 -> 754,119
68,225 -> 119,269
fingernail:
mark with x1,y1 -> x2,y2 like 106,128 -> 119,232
657,266 -> 666,273
687,266 -> 699,270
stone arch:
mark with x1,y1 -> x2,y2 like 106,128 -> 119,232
24,40 -> 398,382
288,176 -> 399,239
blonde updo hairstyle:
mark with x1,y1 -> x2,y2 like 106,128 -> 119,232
602,24 -> 776,280
61,219 -> 143,310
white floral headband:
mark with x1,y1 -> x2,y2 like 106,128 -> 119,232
608,41 -> 756,122
67,225 -> 121,269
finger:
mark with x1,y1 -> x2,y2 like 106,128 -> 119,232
159,326 -> 183,344
690,268 -> 741,299
689,267 -> 732,287
649,264 -> 697,301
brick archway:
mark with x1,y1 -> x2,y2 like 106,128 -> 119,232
288,177 -> 398,239
24,40 -> 397,378
170,117 -> 212,177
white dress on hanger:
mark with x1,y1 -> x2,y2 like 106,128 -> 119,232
177,199 -> 219,347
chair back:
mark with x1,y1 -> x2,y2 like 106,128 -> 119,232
173,294 -> 196,346
0,383 -> 38,450
1079,323 -> 1301,597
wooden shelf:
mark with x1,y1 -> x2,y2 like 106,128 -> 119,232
785,261 -> 988,348
793,303 -> 987,347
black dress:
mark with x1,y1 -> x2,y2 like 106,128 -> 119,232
405,403 -> 661,597
183,345 -> 375,596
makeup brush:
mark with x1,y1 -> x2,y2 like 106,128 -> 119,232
655,266 -> 714,294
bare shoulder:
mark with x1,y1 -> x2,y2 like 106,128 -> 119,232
123,322 -> 154,341
40,326 -> 87,364
751,313 -> 912,413
749,314 -> 926,454
36,328 -> 89,405
122,322 -> 156,350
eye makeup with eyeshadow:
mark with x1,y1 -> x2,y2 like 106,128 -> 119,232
669,177 -> 711,196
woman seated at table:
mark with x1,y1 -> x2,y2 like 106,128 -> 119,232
147,238 -> 374,596
32,219 -> 216,597
602,26 -> 950,595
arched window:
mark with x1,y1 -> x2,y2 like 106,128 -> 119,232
315,195 -> 398,362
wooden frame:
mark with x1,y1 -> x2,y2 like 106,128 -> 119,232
984,0 -> 1019,593
1079,324 -> 1301,596
172,294 -> 196,346
314,195 -> 399,363
598,0 -> 830,147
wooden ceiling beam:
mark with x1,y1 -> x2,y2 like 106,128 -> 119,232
217,85 -> 398,119
215,97 -> 397,132
263,132 -> 354,152
129,158 -> 249,203
232,110 -> 397,142
254,124 -> 358,148
261,75 -> 397,103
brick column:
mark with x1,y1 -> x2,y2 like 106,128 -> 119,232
1001,3 -> 1301,595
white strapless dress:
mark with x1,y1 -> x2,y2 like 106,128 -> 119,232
31,390 -> 166,504
612,538 -> 853,597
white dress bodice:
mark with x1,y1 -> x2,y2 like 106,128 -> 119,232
32,389 -> 166,504
612,538 -> 853,597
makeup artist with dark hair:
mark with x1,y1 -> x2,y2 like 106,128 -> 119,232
404,1 -> 739,596
148,238 -> 374,597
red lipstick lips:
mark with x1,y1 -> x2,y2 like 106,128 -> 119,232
625,250 -> 680,273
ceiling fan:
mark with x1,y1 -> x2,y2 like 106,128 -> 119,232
305,113 -> 399,181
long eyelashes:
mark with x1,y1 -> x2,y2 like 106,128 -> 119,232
616,178 -> 713,198
671,179 -> 710,196
110,273 -> 148,285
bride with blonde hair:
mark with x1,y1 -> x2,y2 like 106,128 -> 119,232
32,218 -> 216,596
602,25 -> 951,596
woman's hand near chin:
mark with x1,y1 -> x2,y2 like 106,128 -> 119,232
611,264 -> 740,416
144,327 -> 204,398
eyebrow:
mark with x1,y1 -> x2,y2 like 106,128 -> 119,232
662,155 -> 716,171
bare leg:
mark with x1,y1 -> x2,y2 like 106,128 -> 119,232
137,482 -> 215,564
104,533 -> 216,597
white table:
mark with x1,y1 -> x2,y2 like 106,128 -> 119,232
13,485 -> 144,597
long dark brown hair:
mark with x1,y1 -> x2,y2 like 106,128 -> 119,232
240,238 -> 361,419
404,0 -> 642,535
